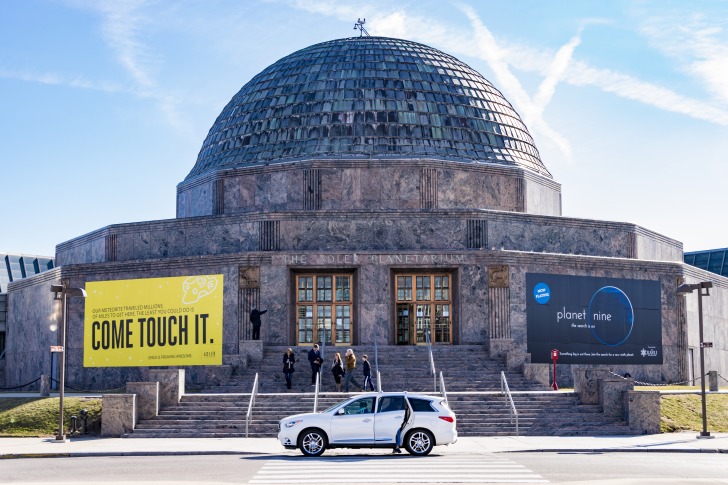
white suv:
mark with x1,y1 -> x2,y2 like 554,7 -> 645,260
278,392 -> 457,457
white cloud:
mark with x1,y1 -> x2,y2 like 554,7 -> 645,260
94,0 -> 157,88
640,12 -> 728,105
0,68 -> 125,93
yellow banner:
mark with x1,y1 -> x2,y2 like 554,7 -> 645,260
84,275 -> 223,367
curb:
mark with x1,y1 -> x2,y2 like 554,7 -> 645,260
1,448 -> 726,459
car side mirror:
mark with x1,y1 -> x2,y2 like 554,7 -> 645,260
336,408 -> 345,415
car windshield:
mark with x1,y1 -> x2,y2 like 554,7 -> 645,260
321,397 -> 357,413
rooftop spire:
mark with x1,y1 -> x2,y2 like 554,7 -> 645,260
353,18 -> 369,37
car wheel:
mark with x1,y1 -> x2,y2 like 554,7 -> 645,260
298,428 -> 327,457
404,429 -> 434,456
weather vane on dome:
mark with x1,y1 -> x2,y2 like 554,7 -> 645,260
353,18 -> 369,37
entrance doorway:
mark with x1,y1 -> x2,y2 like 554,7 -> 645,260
395,273 -> 452,345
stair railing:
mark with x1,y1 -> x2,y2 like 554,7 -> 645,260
439,370 -> 448,404
245,372 -> 259,438
425,329 -> 436,392
374,328 -> 380,376
500,371 -> 519,436
313,371 -> 320,413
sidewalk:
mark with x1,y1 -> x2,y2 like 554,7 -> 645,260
1,433 -> 726,459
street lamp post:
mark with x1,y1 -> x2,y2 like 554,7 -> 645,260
50,283 -> 87,442
676,281 -> 714,439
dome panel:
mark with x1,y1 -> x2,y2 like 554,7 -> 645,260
186,37 -> 550,180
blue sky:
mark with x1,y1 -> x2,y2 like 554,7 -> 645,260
2,0 -> 727,256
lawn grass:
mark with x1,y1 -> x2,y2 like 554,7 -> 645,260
0,397 -> 102,437
660,393 -> 728,433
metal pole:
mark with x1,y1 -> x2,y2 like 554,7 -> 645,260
697,286 -> 710,438
55,290 -> 67,442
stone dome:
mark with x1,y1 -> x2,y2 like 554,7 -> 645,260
186,36 -> 550,181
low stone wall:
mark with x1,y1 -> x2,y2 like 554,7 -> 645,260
573,368 -> 612,404
523,364 -> 549,387
101,394 -> 136,437
126,382 -> 159,420
599,378 -> 634,418
148,369 -> 184,409
626,390 -> 660,434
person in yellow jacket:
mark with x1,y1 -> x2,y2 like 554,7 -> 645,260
344,348 -> 363,392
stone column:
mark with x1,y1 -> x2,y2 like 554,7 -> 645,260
599,378 -> 634,418
101,394 -> 136,437
573,368 -> 611,404
126,382 -> 159,420
708,371 -> 718,392
148,369 -> 184,409
523,364 -> 550,387
487,265 -> 512,358
39,375 -> 50,397
626,391 -> 660,434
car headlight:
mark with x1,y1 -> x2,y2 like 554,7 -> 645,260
284,419 -> 303,428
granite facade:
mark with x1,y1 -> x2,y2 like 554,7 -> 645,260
177,161 -> 557,219
10,240 -> 728,391
5,162 -> 727,393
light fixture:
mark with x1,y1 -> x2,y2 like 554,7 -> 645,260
677,281 -> 713,439
49,282 -> 87,442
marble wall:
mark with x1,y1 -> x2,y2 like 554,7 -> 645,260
176,160 -> 555,218
8,246 -> 728,390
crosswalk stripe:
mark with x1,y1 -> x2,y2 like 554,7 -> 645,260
248,456 -> 549,483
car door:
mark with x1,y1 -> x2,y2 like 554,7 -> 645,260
373,395 -> 408,443
329,396 -> 376,444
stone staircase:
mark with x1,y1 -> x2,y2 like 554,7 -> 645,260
203,345 -> 542,394
131,345 -> 638,438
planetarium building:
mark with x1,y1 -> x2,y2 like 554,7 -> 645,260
5,36 -> 727,390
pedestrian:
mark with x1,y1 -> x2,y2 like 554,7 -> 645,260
362,354 -> 375,391
393,399 -> 412,454
344,348 -> 363,392
307,343 -> 322,386
283,347 -> 295,390
332,352 -> 345,392
250,308 -> 267,340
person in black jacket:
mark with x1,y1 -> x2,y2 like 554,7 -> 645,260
362,354 -> 374,391
331,352 -> 345,392
283,348 -> 295,390
307,344 -> 322,386
393,399 -> 412,454
250,308 -> 267,340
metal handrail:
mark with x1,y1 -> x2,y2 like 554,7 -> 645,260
376,370 -> 382,392
425,330 -> 436,391
500,371 -> 519,436
374,329 -> 380,376
245,372 -> 259,438
439,371 -> 447,404
313,371 -> 320,412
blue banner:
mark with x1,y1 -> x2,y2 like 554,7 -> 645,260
526,274 -> 662,364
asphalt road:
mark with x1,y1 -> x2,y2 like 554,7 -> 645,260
1,452 -> 728,484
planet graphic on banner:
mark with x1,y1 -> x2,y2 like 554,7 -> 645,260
588,286 -> 634,346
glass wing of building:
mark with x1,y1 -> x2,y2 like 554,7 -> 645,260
1,253 -> 55,293
684,248 -> 728,277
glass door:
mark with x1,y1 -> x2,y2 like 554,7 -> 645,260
395,272 -> 452,345
396,303 -> 412,345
